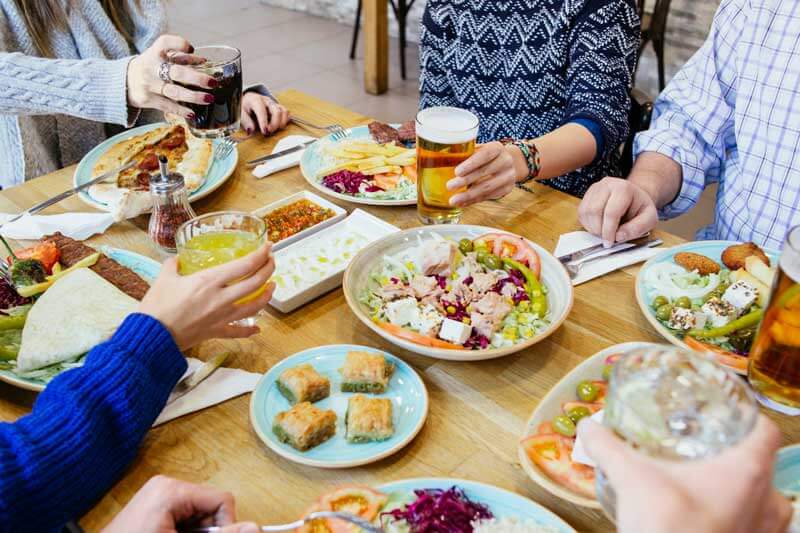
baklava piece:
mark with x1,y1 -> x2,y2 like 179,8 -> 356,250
272,402 -> 337,451
345,394 -> 394,443
339,351 -> 395,394
276,363 -> 330,404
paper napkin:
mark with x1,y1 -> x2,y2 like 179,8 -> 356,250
252,135 -> 316,179
554,231 -> 663,286
154,357 -> 262,426
0,212 -> 114,241
571,410 -> 604,467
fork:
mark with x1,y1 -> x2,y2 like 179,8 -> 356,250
187,511 -> 382,532
290,116 -> 348,141
565,238 -> 663,280
212,137 -> 238,162
0,258 -> 10,286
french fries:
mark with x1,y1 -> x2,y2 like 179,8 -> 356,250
317,139 -> 415,180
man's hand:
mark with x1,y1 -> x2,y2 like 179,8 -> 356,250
577,177 -> 658,245
580,416 -> 793,533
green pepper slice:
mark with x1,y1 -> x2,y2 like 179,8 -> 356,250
687,309 -> 764,339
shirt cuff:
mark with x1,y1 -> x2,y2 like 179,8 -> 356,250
244,83 -> 276,102
87,56 -> 136,127
567,117 -> 605,164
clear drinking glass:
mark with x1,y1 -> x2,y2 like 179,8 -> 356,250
172,45 -> 243,138
176,212 -> 267,327
596,345 -> 759,521
416,106 -> 479,225
749,224 -> 800,415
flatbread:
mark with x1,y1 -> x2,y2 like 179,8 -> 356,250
92,126 -> 172,179
16,268 -> 139,372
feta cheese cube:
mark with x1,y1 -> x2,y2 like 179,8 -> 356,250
668,307 -> 707,330
410,304 -> 443,337
438,318 -> 472,345
722,281 -> 758,314
384,297 -> 419,326
701,297 -> 737,328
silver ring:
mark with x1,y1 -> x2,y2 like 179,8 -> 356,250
158,62 -> 172,83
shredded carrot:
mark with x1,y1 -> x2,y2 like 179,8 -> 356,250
376,321 -> 465,350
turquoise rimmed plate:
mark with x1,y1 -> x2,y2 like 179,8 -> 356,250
775,444 -> 800,496
73,122 -> 238,212
0,247 -> 161,392
250,344 -> 428,468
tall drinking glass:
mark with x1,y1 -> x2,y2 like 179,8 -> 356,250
596,345 -> 758,522
749,225 -> 800,415
172,45 -> 243,138
416,107 -> 479,224
176,212 -> 267,327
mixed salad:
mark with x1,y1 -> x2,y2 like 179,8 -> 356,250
360,232 -> 550,350
642,242 -> 775,372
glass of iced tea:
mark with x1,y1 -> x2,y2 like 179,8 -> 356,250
415,106 -> 479,224
749,225 -> 800,415
176,212 -> 267,327
172,45 -> 243,138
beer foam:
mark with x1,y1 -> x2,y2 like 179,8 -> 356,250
416,107 -> 479,144
781,226 -> 800,283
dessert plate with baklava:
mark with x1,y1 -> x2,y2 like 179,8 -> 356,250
73,122 -> 238,218
250,344 -> 428,468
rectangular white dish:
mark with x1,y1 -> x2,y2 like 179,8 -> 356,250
269,209 -> 400,313
252,190 -> 347,251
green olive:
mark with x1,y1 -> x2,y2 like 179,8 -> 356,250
567,406 -> 592,425
458,238 -> 474,255
476,251 -> 489,265
602,364 -> 614,381
484,254 -> 503,271
651,295 -> 669,309
576,380 -> 599,402
553,415 -> 577,437
656,304 -> 673,321
675,296 -> 691,309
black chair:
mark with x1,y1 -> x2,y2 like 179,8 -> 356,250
350,0 -> 416,80
634,0 -> 672,91
620,88 -> 654,177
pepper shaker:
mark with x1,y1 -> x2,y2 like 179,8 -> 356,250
148,155 -> 196,253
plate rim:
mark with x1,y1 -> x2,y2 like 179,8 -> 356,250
72,121 -> 238,212
299,124 -> 417,207
0,247 -> 162,392
517,341 -> 658,509
249,343 -> 429,469
342,225 -> 574,361
634,240 -> 780,375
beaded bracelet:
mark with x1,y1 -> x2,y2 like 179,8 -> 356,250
500,138 -> 541,192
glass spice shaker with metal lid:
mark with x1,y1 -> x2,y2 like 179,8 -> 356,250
148,155 -> 196,253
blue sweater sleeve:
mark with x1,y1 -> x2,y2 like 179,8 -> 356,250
0,313 -> 187,533
569,117 -> 606,163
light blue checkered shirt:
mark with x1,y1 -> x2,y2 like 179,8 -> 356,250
634,0 -> 800,250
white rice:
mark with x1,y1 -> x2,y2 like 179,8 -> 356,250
472,517 -> 560,533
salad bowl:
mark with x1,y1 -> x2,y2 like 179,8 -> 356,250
342,225 -> 573,361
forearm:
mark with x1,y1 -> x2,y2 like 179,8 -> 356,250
507,123 -> 597,182
628,151 -> 683,208
0,314 -> 186,532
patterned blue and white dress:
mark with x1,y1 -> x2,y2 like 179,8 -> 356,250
419,0 -> 640,197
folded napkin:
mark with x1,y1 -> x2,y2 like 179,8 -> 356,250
555,231 -> 663,286
252,135 -> 316,179
0,212 -> 114,241
154,357 -> 262,426
571,410 -> 604,467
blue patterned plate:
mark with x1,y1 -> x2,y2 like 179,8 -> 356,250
73,122 -> 238,211
250,344 -> 428,468
635,240 -> 779,374
299,124 -> 417,206
0,248 -> 161,392
376,478 -> 575,531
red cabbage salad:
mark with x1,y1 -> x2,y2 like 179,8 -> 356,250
359,232 -> 550,350
380,487 -> 493,532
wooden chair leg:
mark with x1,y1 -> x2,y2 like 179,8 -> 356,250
654,38 -> 666,90
398,0 -> 407,79
350,0 -> 363,60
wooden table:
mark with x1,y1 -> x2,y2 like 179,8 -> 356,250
0,90 -> 797,532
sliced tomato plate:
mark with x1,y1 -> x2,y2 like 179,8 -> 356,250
473,232 -> 541,278
300,486 -> 388,533
521,434 -> 595,499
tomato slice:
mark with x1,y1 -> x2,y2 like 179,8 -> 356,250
521,434 -> 595,498
604,353 -> 623,366
301,486 -> 388,533
591,380 -> 607,405
10,241 -> 60,274
473,232 -> 541,278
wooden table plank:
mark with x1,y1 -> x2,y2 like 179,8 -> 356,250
0,89 -> 796,532
363,0 -> 389,95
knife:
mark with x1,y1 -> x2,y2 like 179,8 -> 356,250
567,238 -> 663,268
246,139 -> 317,167
558,233 -> 653,264
166,352 -> 229,406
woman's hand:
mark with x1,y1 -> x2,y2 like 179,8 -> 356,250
240,92 -> 290,136
127,35 -> 218,120
138,242 -> 276,349
101,475 -> 258,533
447,142 -> 528,207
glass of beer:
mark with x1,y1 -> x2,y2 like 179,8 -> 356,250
176,212 -> 267,327
416,106 -> 479,224
749,225 -> 800,415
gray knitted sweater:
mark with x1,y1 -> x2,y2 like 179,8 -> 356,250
0,0 -> 165,188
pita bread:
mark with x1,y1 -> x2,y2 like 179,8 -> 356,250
92,126 -> 172,179
16,268 -> 139,372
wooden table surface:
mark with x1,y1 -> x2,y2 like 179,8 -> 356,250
0,90 -> 797,532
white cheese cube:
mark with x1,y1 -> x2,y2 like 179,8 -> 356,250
384,297 -> 419,326
438,318 -> 472,345
701,298 -> 736,328
722,281 -> 758,314
667,307 -> 706,330
410,304 -> 443,337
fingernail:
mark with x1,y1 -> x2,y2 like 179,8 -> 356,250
187,112 -> 196,121
602,240 -> 613,249
188,45 -> 195,53
208,78 -> 219,88
616,230 -> 628,243
204,94 -> 215,103
449,195 -> 461,207
245,127 -> 252,135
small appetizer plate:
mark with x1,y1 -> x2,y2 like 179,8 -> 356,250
775,443 -> 800,496
250,344 -> 428,468
251,190 -> 347,252
376,478 -> 576,532
518,341 -> 658,509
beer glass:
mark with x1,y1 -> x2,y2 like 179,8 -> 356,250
596,345 -> 758,522
749,225 -> 800,415
415,107 -> 479,224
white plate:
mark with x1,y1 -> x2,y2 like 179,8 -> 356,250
251,190 -> 347,251
268,209 -> 400,313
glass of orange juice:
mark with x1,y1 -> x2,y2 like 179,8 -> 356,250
176,211 -> 267,326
